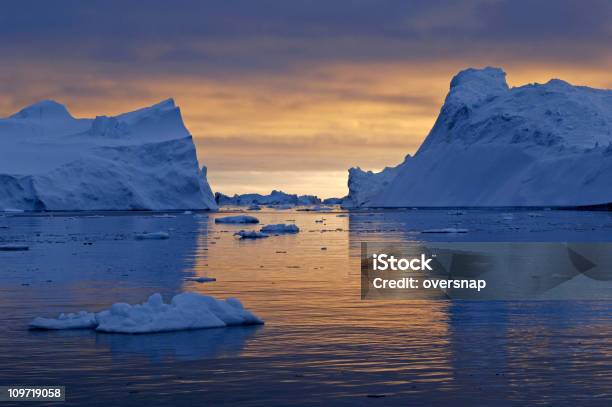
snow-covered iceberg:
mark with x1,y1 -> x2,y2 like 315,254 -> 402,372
346,67 -> 612,208
215,190 -> 321,206
0,99 -> 217,211
342,156 -> 409,208
30,292 -> 263,333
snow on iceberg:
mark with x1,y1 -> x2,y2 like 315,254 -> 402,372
215,215 -> 259,224
345,67 -> 612,207
0,99 -> 217,211
260,224 -> 300,234
30,292 -> 263,333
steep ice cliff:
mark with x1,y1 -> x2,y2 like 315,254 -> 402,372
346,67 -> 612,207
0,99 -> 217,211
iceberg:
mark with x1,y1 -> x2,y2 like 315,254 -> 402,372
260,223 -> 300,234
234,230 -> 269,239
0,99 -> 217,211
322,197 -> 345,205
215,190 -> 321,206
30,292 -> 263,333
345,67 -> 612,208
215,215 -> 259,224
134,231 -> 170,240
342,156 -> 409,208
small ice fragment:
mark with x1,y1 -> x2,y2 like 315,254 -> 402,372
153,214 -> 176,218
422,228 -> 468,234
2,208 -> 24,213
134,231 -> 170,240
448,210 -> 465,215
260,224 -> 300,234
183,210 -> 193,215
185,276 -> 217,283
215,215 -> 259,224
0,244 -> 29,251
234,230 -> 269,239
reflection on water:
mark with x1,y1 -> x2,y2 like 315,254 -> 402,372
96,325 -> 263,362
0,209 -> 611,406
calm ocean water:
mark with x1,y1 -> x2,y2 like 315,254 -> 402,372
0,208 -> 611,406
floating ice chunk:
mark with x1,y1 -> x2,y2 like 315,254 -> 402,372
215,215 -> 259,224
193,213 -> 208,219
153,214 -> 177,218
185,276 -> 217,283
134,231 -> 170,240
260,224 -> 300,234
30,293 -> 263,333
0,244 -> 29,251
2,208 -> 24,213
422,228 -> 468,234
297,205 -> 332,212
448,210 -> 466,215
528,212 -> 544,217
234,230 -> 269,239
183,210 -> 193,215
248,204 -> 261,211
30,311 -> 97,330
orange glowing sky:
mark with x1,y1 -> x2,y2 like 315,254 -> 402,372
1,1 -> 611,198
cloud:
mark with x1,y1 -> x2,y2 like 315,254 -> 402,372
1,0 -> 611,196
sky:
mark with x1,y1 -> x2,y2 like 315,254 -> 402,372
1,0 -> 611,198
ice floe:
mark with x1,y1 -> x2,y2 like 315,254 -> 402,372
215,215 -> 259,224
422,228 -> 468,234
234,230 -> 269,239
134,231 -> 170,240
260,224 -> 300,234
30,292 -> 263,333
0,244 -> 29,251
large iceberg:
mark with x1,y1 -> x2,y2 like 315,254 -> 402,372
0,99 -> 217,211
346,67 -> 612,208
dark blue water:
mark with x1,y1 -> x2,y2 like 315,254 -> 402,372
0,209 -> 611,406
